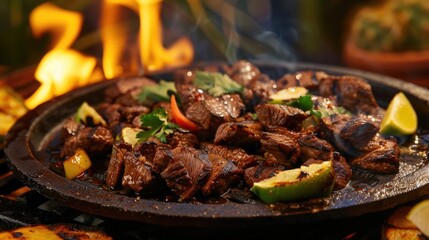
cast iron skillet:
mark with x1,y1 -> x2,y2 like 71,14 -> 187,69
4,61 -> 429,229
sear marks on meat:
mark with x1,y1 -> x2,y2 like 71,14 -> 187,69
241,74 -> 278,111
160,147 -> 212,201
319,114 -> 379,157
185,95 -> 245,138
332,152 -> 352,190
175,84 -> 210,111
200,154 -> 243,196
61,126 -> 114,158
255,104 -> 308,131
61,117 -> 83,138
168,131 -> 200,149
350,138 -> 400,175
221,94 -> 245,118
106,142 -> 131,188
318,74 -> 379,115
105,77 -> 157,106
244,162 -> 286,188
214,121 -> 262,149
298,134 -> 335,162
122,151 -> 158,194
227,60 -> 261,86
134,140 -> 173,174
260,132 -> 301,168
200,142 -> 258,170
276,71 -> 324,89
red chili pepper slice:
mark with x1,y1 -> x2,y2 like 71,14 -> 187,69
170,95 -> 199,131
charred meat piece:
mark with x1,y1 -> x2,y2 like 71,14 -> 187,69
167,131 -> 200,149
122,151 -> 158,194
241,74 -> 278,111
105,77 -> 157,106
105,142 -> 131,188
350,138 -> 400,175
201,142 -> 258,169
119,105 -> 150,123
276,71 -> 325,89
175,84 -> 210,111
318,74 -> 379,115
260,132 -> 301,168
255,104 -> 308,131
319,114 -> 379,156
61,117 -> 83,138
227,60 -> 261,86
244,162 -> 286,188
61,126 -> 114,158
332,152 -> 352,190
134,140 -> 173,174
298,133 -> 335,162
160,147 -> 212,201
221,94 -> 245,118
185,95 -> 245,138
201,154 -> 243,196
214,121 -> 263,149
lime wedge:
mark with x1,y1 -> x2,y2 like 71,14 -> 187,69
407,199 -> 429,237
380,92 -> 417,136
251,161 -> 334,203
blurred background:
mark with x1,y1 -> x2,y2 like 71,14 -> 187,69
1,0 -> 429,134
0,0 -> 378,75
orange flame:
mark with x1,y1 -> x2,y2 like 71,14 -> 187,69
26,3 -> 97,109
27,1 -> 194,108
102,0 -> 194,78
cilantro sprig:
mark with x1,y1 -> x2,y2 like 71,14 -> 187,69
136,108 -> 178,143
287,94 -> 350,118
137,80 -> 176,104
193,71 -> 243,97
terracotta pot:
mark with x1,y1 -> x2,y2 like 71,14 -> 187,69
343,37 -> 429,88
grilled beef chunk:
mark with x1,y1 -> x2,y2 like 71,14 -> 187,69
255,104 -> 308,131
276,71 -> 325,89
62,117 -> 83,138
319,114 -> 379,156
185,95 -> 245,138
201,154 -> 243,196
298,134 -> 335,162
175,84 -> 210,111
122,151 -> 158,194
332,153 -> 352,190
350,138 -> 400,174
160,147 -> 212,201
227,60 -> 261,86
214,121 -> 262,149
318,74 -> 379,115
134,140 -> 173,174
120,105 -> 150,123
244,162 -> 286,187
168,131 -> 200,149
61,126 -> 114,158
200,142 -> 258,169
260,132 -> 301,168
241,74 -> 278,111
105,77 -> 156,106
106,142 -> 131,188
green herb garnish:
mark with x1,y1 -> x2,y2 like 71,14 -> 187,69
137,80 -> 176,104
193,71 -> 243,96
136,108 -> 178,143
288,95 -> 313,111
